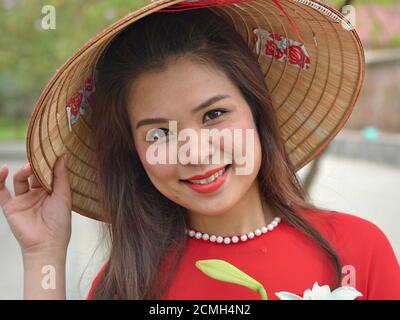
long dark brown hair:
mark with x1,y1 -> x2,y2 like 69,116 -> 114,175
90,8 -> 342,299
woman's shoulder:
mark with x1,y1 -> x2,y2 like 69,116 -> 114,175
296,206 -> 388,244
296,206 -> 400,299
298,208 -> 396,265
294,206 -> 398,266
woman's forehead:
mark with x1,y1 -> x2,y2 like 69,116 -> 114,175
128,57 -> 240,117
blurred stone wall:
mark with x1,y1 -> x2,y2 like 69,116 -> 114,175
345,53 -> 400,133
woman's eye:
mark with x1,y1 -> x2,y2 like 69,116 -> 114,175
146,128 -> 170,142
203,109 -> 227,123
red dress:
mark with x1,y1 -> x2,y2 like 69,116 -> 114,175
87,209 -> 400,300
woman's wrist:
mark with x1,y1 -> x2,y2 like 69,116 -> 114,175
22,242 -> 68,260
23,248 -> 67,270
22,245 -> 68,299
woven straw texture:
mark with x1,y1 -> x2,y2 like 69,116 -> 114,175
26,0 -> 365,222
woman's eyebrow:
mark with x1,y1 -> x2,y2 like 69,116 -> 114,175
191,94 -> 230,114
135,117 -> 170,130
135,94 -> 230,130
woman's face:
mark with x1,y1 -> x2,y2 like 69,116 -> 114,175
127,56 -> 262,216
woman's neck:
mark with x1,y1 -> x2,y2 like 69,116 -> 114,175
186,181 -> 275,236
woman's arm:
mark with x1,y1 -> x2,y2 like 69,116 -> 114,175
23,248 -> 68,299
0,155 -> 72,299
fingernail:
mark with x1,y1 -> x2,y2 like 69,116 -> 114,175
24,163 -> 31,170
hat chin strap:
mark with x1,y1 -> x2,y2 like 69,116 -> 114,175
271,0 -> 305,43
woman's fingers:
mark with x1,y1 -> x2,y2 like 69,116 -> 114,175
13,163 -> 33,196
52,155 -> 71,203
29,173 -> 42,189
0,164 -> 12,208
7,188 -> 47,214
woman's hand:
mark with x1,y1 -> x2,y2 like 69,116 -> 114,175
0,155 -> 72,256
0,155 -> 71,299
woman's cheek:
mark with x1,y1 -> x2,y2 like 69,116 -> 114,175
219,119 -> 259,175
134,142 -> 175,185
144,163 -> 176,182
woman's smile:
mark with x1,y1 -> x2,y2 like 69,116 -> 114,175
180,164 -> 232,194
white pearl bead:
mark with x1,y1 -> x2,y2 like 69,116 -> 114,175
185,216 -> 281,244
261,226 -> 268,234
202,233 -> 209,240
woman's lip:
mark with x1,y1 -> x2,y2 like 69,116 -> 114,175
181,164 -> 229,181
181,164 -> 230,194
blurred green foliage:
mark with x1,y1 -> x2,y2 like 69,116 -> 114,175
0,0 -> 149,120
0,118 -> 28,141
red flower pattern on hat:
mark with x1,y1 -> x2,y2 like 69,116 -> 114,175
67,91 -> 83,116
265,40 -> 285,60
253,28 -> 311,70
289,45 -> 311,69
66,71 -> 97,128
84,78 -> 94,92
270,33 -> 283,41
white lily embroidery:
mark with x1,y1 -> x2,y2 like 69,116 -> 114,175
275,282 -> 363,300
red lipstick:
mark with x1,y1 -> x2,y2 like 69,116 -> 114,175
184,165 -> 227,181
180,164 -> 231,194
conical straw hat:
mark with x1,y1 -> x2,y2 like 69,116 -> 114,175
26,0 -> 365,222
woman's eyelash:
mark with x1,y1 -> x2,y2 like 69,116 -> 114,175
146,128 -> 170,141
146,109 -> 229,141
203,108 -> 228,123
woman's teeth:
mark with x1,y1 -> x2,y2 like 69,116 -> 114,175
187,166 -> 227,185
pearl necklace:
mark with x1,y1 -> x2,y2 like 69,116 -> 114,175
185,216 -> 281,244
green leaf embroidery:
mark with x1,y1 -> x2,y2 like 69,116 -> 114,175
195,259 -> 268,300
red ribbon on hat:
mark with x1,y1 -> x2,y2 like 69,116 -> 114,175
157,0 -> 305,43
271,0 -> 304,43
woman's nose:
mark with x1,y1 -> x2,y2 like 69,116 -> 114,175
177,132 -> 233,166
177,137 -> 216,165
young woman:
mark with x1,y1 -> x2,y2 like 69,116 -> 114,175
0,1 -> 399,300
